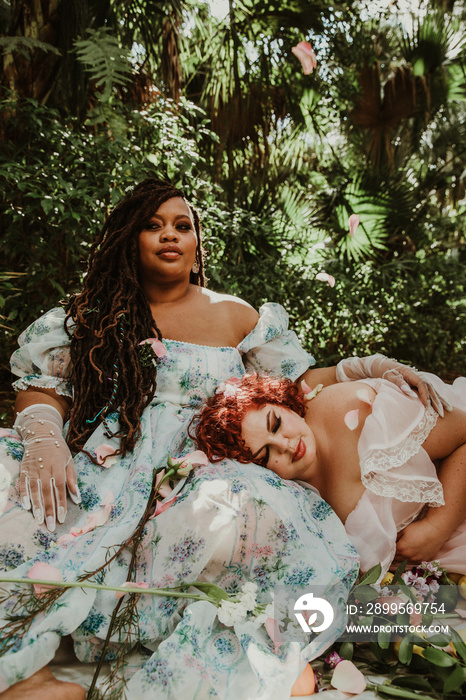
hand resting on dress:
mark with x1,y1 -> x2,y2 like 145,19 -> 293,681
393,519 -> 447,566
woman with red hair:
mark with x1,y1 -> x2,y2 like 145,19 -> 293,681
194,372 -> 466,577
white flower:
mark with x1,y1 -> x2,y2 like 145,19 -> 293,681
217,599 -> 250,627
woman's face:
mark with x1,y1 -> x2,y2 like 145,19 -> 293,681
138,197 -> 197,284
241,403 -> 317,481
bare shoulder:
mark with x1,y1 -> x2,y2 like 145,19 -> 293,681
309,381 -> 376,425
196,288 -> 259,336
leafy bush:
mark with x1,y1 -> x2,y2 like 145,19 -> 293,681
0,94 -> 218,374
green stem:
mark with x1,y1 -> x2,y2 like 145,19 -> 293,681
0,577 -> 217,603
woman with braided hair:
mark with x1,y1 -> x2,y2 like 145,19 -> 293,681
0,179 -> 449,700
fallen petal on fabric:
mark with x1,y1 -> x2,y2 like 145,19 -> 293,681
265,617 -> 283,653
95,444 -> 117,466
331,659 -> 366,694
115,581 -> 150,599
344,409 -> 359,431
27,562 -> 63,596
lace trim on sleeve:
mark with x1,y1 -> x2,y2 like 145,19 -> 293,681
361,405 -> 444,505
12,376 -> 73,399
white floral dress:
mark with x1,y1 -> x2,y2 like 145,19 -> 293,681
0,303 -> 359,699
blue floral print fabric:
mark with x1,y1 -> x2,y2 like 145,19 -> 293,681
0,303 -> 359,698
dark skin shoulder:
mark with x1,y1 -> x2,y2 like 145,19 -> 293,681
149,286 -> 259,347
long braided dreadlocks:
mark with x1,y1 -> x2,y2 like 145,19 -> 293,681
65,179 -> 206,460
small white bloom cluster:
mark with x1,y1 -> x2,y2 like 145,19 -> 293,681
217,582 -> 262,627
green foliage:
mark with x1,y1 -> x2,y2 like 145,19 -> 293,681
1,0 -> 465,394
73,27 -> 132,100
0,36 -> 62,58
0,93 -> 218,374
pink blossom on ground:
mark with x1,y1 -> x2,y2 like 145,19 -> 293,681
344,409 -> 359,431
115,581 -> 150,600
27,562 -> 63,596
331,659 -> 366,694
95,444 -> 117,467
349,214 -> 360,237
292,41 -> 317,74
315,272 -> 335,287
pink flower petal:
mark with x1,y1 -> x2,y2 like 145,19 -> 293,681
292,41 -> 317,75
315,272 -> 335,288
59,491 -> 114,541
349,214 -> 360,237
27,562 -> 63,596
344,409 -> 359,431
300,379 -> 313,394
95,444 -> 116,466
331,659 -> 366,694
115,581 -> 150,600
155,469 -> 174,499
150,495 -> 177,518
455,607 -> 466,618
265,617 -> 283,653
227,377 -> 242,385
356,388 -> 373,406
139,338 -> 167,358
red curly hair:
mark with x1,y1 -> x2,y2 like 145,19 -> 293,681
192,374 -> 306,465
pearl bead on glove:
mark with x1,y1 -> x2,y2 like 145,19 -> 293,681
14,404 -> 81,532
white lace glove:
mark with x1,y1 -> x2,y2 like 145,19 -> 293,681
335,354 -> 452,417
14,404 -> 81,532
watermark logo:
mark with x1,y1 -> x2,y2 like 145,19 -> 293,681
294,592 -> 335,633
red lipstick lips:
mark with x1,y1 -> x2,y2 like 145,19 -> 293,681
292,439 -> 305,462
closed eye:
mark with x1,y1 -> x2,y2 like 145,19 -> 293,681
259,446 -> 270,468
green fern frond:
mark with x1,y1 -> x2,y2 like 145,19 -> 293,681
0,36 -> 61,58
73,27 -> 132,100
